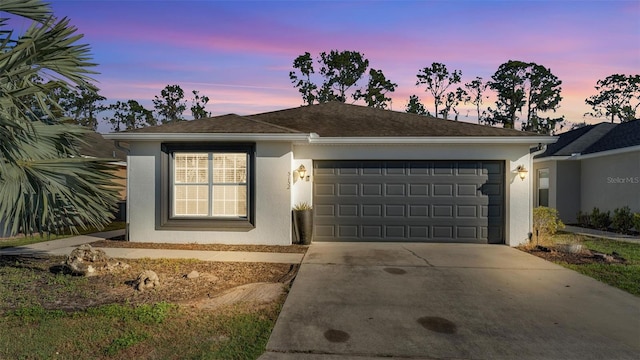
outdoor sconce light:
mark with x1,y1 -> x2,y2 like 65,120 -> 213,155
516,165 -> 528,180
297,164 -> 307,180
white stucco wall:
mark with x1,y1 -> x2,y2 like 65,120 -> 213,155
580,151 -> 640,214
126,140 -> 536,246
127,141 -> 294,245
292,143 -> 534,246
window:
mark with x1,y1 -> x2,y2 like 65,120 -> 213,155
160,143 -> 255,230
537,168 -> 549,207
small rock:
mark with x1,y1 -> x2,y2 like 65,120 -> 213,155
186,270 -> 200,279
593,253 -> 614,262
63,244 -> 128,276
134,270 -> 160,291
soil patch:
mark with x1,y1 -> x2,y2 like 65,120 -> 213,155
520,245 -> 627,265
90,239 -> 308,253
0,254 -> 299,312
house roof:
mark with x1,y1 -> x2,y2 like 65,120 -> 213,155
583,120 -> 640,154
122,113 -> 302,134
106,102 -> 554,143
248,102 -> 538,137
78,131 -> 126,161
536,120 -> 640,158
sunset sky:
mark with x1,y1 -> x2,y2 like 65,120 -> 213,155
41,0 -> 640,132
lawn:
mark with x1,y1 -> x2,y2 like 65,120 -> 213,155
0,255 -> 295,359
523,232 -> 640,296
0,221 -> 126,249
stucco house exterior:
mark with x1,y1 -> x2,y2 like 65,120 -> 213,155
533,120 -> 640,224
105,102 -> 555,246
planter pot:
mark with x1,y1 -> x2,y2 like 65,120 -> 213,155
293,209 -> 313,245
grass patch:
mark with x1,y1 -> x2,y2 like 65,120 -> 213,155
542,233 -> 640,296
0,256 -> 290,359
0,301 -> 280,359
0,221 -> 126,249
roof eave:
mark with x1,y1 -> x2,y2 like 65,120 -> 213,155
102,133 -> 311,142
303,136 -> 558,145
534,144 -> 640,161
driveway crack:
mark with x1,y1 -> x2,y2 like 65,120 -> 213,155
403,246 -> 433,266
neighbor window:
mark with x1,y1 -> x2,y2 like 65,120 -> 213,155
160,143 -> 255,230
537,168 -> 549,207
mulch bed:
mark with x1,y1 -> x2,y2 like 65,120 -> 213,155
90,239 -> 308,254
521,245 -> 627,265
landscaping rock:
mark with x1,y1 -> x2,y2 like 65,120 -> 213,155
186,270 -> 200,279
593,253 -> 615,262
134,270 -> 160,291
63,244 -> 129,276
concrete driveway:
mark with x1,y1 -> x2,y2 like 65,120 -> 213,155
261,243 -> 640,360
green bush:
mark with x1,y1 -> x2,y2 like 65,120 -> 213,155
532,207 -> 565,245
590,207 -> 611,230
576,210 -> 590,227
634,213 -> 640,232
612,206 -> 634,234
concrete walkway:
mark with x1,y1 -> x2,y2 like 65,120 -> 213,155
0,230 -> 304,264
563,225 -> 640,244
261,242 -> 640,360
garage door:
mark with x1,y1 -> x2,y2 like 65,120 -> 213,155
313,160 -> 504,243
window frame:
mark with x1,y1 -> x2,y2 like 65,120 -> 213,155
159,143 -> 256,230
537,168 -> 550,207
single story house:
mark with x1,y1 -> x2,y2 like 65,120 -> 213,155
533,120 -> 640,224
105,102 -> 556,246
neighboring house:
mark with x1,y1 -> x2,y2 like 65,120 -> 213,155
78,131 -> 128,220
533,120 -> 640,224
104,102 -> 555,246
0,131 -> 127,237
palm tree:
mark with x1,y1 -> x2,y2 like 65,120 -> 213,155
0,0 -> 120,236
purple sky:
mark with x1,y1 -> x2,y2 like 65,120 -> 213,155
45,0 -> 640,132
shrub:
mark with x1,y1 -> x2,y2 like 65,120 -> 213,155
532,207 -> 565,245
612,206 -> 634,234
293,202 -> 312,211
576,210 -> 590,227
590,207 -> 611,230
634,213 -> 640,232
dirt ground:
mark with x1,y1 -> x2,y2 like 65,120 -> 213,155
90,239 -> 308,253
0,252 -> 300,312
519,245 -> 627,265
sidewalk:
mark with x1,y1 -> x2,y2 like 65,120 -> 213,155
563,225 -> 640,244
0,229 -> 304,264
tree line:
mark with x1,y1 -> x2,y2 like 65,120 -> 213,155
290,50 -> 640,134
33,82 -> 212,132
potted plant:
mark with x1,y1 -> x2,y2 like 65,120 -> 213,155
293,202 -> 313,245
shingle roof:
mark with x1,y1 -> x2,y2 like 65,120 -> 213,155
583,120 -> 640,154
536,119 -> 640,158
249,102 -> 538,137
116,102 -> 544,137
123,114 -> 302,134
78,131 -> 126,161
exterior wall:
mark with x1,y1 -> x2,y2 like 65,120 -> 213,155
556,161 -> 581,223
533,160 -> 581,223
293,143 -> 534,247
111,165 -> 128,201
580,151 -> 640,214
127,141 -> 294,245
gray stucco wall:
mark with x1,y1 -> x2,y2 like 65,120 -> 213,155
580,151 -> 640,214
556,161 -> 581,223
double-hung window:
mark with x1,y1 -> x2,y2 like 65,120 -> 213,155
160,143 -> 255,230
